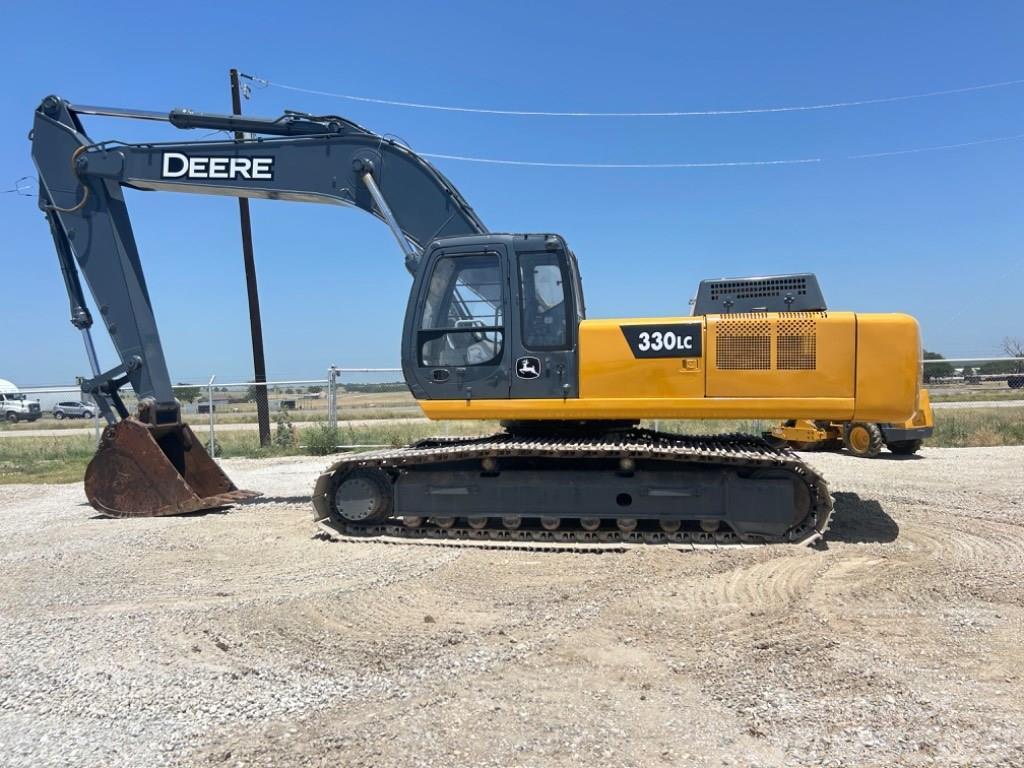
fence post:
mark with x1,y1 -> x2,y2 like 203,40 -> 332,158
207,375 -> 216,458
327,366 -> 339,430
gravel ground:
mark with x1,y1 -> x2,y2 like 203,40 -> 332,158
1,447 -> 1023,768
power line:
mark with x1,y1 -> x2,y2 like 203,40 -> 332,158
416,132 -> 1024,169
847,132 -> 1024,159
1,176 -> 34,195
250,75 -> 1024,118
417,153 -> 823,169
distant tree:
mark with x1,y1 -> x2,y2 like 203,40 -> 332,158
174,384 -> 203,403
342,382 -> 408,393
245,384 -> 265,402
1003,337 -> 1024,373
922,350 -> 954,383
979,360 -> 1018,375
976,339 -> 1024,375
307,385 -> 323,395
962,366 -> 975,378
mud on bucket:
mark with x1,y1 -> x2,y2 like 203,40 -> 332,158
84,420 -> 260,518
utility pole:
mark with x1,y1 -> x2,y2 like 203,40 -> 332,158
230,68 -> 270,447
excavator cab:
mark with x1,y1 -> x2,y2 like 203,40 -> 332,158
401,234 -> 584,402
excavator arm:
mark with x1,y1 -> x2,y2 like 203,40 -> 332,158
31,94 -> 486,516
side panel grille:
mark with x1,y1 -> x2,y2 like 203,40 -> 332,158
714,315 -> 819,371
777,318 -> 817,370
716,320 -> 771,370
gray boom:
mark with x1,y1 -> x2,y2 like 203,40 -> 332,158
31,95 -> 486,424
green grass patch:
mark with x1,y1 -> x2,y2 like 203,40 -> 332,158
0,421 -> 493,484
928,389 -> 1024,403
930,407 -> 1024,447
0,435 -> 97,484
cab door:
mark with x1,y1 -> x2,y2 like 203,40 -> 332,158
509,247 -> 579,399
405,245 -> 511,401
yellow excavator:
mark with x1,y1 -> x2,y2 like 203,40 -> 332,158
32,96 -> 922,545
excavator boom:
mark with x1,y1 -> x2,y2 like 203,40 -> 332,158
32,95 -> 486,516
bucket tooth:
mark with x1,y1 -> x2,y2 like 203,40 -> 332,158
83,420 -> 260,518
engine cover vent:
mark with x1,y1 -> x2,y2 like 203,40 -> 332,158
713,314 -> 822,371
716,319 -> 771,370
777,317 -> 817,370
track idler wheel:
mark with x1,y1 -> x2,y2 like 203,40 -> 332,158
84,419 -> 260,518
332,468 -> 393,523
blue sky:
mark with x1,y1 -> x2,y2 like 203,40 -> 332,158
2,1 -> 1022,385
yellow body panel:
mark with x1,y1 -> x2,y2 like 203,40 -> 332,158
419,311 -> 921,423
852,314 -> 922,422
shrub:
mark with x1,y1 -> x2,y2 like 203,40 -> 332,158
304,423 -> 341,455
274,410 -> 296,449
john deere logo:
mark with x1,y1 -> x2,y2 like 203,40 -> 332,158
516,356 -> 541,379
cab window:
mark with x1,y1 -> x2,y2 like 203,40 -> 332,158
519,252 -> 570,349
419,254 -> 504,367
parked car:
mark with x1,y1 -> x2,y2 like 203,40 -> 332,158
52,401 -> 95,420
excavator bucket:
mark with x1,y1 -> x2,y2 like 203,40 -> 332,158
84,420 -> 260,518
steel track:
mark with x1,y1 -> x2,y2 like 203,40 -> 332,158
312,429 -> 833,549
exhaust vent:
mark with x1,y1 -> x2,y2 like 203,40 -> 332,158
711,276 -> 808,301
693,273 -> 826,315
